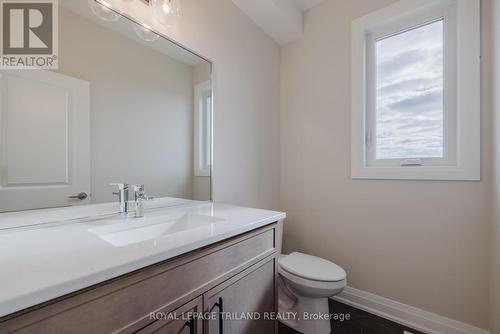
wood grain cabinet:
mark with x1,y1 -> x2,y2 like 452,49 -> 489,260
0,223 -> 282,334
205,259 -> 276,334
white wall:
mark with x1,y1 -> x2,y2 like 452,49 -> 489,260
491,0 -> 500,332
280,0 -> 491,328
111,0 -> 281,210
59,8 -> 196,203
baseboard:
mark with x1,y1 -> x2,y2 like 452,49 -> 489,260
331,286 -> 489,334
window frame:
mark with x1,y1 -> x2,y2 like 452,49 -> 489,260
351,0 -> 480,180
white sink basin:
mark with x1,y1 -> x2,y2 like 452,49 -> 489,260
89,213 -> 224,247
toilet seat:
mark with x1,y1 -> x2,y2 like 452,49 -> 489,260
278,252 -> 346,282
278,265 -> 346,291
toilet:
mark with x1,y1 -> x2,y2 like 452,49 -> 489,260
278,252 -> 347,334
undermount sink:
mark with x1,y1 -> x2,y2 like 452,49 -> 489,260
89,213 -> 225,247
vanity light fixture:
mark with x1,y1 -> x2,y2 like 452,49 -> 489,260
88,0 -> 122,22
89,0 -> 181,27
150,0 -> 181,26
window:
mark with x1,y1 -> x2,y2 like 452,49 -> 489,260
194,81 -> 212,177
351,0 -> 480,180
374,20 -> 444,161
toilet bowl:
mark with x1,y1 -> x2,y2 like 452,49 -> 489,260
278,252 -> 347,334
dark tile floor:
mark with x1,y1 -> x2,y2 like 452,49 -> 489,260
278,299 -> 426,334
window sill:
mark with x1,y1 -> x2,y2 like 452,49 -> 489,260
351,165 -> 480,181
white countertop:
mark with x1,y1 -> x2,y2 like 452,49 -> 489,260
0,199 -> 285,317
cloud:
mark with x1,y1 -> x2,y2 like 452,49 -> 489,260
374,20 -> 445,160
387,90 -> 442,111
377,47 -> 443,86
377,77 -> 440,97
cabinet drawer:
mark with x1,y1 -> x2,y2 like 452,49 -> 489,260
1,226 -> 276,334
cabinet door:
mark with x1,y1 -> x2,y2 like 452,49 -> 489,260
205,258 -> 276,334
137,297 -> 203,334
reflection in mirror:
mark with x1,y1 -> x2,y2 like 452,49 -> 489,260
0,1 -> 212,213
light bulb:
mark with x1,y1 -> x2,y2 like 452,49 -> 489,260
151,0 -> 180,26
162,3 -> 172,15
134,24 -> 160,42
88,0 -> 121,22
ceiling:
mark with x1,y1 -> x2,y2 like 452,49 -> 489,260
231,0 -> 325,45
292,0 -> 326,12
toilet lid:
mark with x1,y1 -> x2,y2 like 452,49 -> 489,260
279,252 -> 346,282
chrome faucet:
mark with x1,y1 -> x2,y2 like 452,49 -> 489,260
111,183 -> 129,213
133,184 -> 153,218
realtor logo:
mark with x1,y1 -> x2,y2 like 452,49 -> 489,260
1,0 -> 58,69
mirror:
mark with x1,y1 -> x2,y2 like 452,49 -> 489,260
0,1 -> 212,213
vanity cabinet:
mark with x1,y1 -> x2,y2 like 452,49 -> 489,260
0,223 -> 281,334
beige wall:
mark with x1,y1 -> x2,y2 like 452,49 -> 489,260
491,0 -> 500,332
113,0 -> 281,210
59,8 -> 195,202
280,0 -> 491,328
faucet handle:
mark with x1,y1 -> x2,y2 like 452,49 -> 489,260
133,184 -> 145,193
133,185 -> 153,218
110,183 -> 129,190
110,183 -> 129,213
133,184 -> 154,201
133,185 -> 145,200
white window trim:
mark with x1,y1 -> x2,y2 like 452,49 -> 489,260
351,0 -> 480,181
194,81 -> 211,177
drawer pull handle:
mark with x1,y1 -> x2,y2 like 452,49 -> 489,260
184,318 -> 195,334
211,297 -> 224,334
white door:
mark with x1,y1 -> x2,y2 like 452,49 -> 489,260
0,70 -> 90,212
